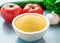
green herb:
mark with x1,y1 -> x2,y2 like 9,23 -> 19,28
43,0 -> 60,15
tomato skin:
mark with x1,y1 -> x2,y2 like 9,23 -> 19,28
23,4 -> 43,14
1,4 -> 22,22
0,10 -> 1,14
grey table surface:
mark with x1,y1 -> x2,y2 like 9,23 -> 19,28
0,0 -> 60,43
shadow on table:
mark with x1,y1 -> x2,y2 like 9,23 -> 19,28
16,38 -> 46,43
50,25 -> 60,28
49,25 -> 60,30
2,21 -> 15,35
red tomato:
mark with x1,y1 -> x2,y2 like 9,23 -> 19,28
0,10 -> 1,14
23,4 -> 43,14
1,4 -> 22,22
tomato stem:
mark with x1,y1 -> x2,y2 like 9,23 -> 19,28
32,7 -> 35,9
9,5 -> 13,8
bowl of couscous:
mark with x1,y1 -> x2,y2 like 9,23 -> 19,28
12,13 -> 50,41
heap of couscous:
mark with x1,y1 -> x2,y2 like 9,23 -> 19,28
15,14 -> 47,32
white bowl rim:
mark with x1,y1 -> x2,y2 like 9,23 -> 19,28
12,13 -> 50,34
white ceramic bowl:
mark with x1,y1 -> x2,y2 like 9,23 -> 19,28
12,13 -> 50,41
